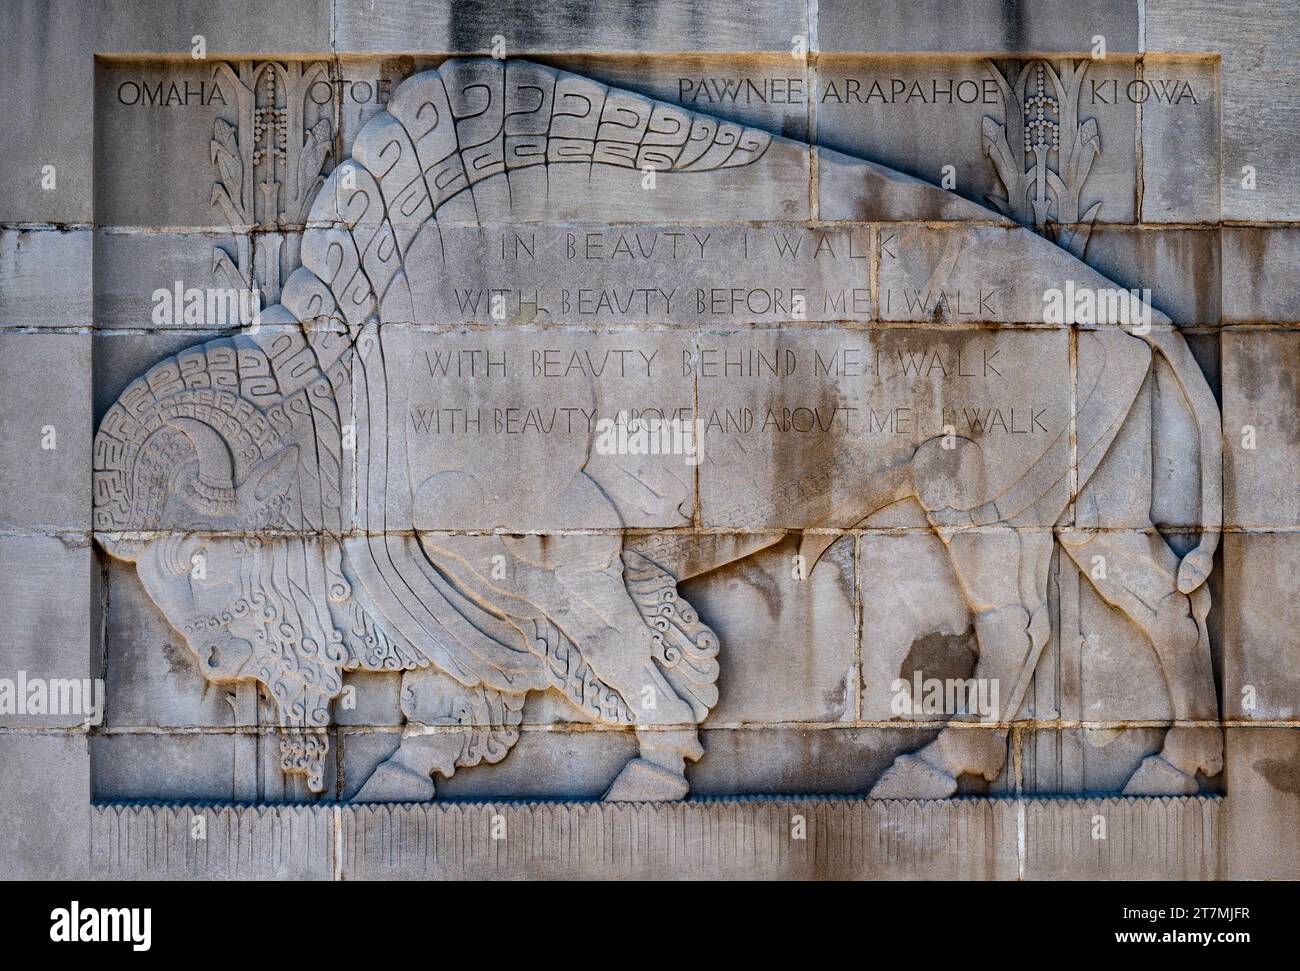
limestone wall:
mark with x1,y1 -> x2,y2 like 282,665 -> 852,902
1,0 -> 1297,880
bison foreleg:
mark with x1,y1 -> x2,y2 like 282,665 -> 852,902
353,731 -> 457,802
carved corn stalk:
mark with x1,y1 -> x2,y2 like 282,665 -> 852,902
210,61 -> 332,310
982,59 -> 1101,260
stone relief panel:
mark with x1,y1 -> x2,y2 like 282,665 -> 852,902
91,56 -> 1226,807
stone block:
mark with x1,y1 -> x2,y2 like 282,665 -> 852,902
0,2 -> 327,222
334,0 -> 809,55
0,228 -> 91,327
1022,795 -> 1222,879
92,329 -> 227,420
1079,227 -> 1220,325
92,0 -> 331,54
91,327 -> 359,534
85,795 -> 1239,879
339,730 -> 401,801
817,0 -> 1139,54
862,526 -> 1181,727
877,223 -> 1171,325
0,1 -> 95,224
688,726 -> 939,795
0,733 -> 89,879
0,332 -> 92,530
1147,0 -> 1300,221
343,728 -> 640,802
1222,727 -> 1300,879
1222,534 -> 1300,721
388,224 -> 871,327
550,53 -> 811,142
0,536 -> 96,729
95,59 -> 336,231
1222,330 -> 1300,529
334,671 -> 405,728
514,689 -> 595,726
816,55 -> 1140,225
1018,727 -> 1173,794
382,327 -> 697,530
321,57 -> 810,227
697,327 -> 1073,529
0,12 -> 1273,883
337,797 -> 1020,880
90,804 -> 333,881
102,557 -> 239,728
1222,228 -> 1300,324
94,230 -> 254,329
1072,568 -> 1175,723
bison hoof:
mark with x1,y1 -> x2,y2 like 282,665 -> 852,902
1122,755 -> 1200,796
1161,725 -> 1223,779
869,755 -> 959,799
603,758 -> 689,802
354,760 -> 436,803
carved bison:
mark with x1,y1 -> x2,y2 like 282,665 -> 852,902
93,58 -> 1222,801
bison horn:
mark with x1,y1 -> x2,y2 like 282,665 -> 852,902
167,416 -> 237,510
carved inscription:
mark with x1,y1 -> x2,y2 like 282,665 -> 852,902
434,226 -> 871,324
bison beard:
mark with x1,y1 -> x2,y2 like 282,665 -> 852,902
202,536 -> 346,793
214,535 -> 537,793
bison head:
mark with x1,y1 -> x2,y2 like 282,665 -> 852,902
93,333 -> 351,792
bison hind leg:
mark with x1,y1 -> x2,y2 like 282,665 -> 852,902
869,530 -> 1056,798
1059,528 -> 1222,792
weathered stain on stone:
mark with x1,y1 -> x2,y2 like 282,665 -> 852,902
899,626 -> 978,690
1255,758 -> 1300,796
